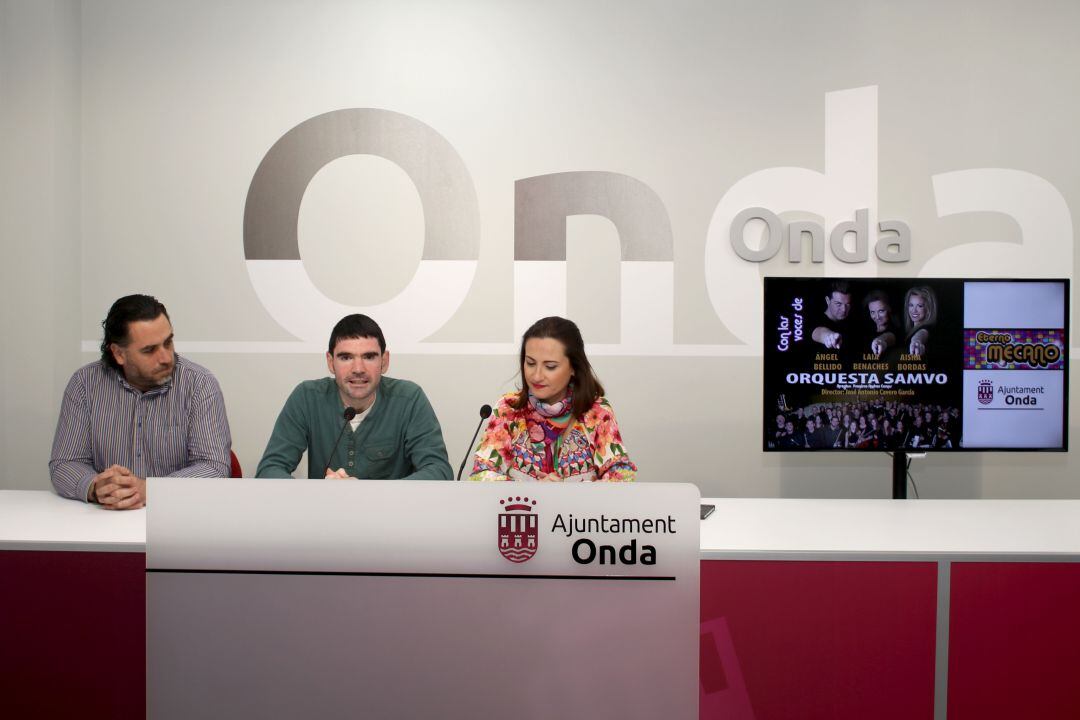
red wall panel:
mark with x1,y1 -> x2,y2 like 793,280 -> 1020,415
948,562 -> 1080,720
700,560 -> 937,720
0,551 -> 144,720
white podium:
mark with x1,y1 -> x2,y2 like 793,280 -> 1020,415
146,478 -> 700,719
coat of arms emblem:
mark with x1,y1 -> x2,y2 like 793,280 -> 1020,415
498,496 -> 538,563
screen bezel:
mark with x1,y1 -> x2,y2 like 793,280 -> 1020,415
761,277 -> 1070,453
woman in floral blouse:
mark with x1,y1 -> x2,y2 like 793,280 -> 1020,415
469,316 -> 636,482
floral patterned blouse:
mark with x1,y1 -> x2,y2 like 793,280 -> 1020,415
468,392 -> 636,482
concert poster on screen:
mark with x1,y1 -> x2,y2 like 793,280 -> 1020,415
762,278 -> 1068,452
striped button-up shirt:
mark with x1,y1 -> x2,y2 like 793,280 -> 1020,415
49,356 -> 232,501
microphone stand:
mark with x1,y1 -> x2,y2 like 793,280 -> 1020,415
323,406 -> 359,477
456,404 -> 493,481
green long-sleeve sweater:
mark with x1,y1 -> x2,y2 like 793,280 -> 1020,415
256,376 -> 452,480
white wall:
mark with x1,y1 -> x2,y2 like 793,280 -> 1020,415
2,0 -> 1077,498
1,0 -> 81,490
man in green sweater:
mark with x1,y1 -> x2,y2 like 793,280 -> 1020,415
256,314 -> 453,480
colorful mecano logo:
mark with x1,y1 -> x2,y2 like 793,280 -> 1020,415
963,329 -> 1066,370
498,496 -> 538,563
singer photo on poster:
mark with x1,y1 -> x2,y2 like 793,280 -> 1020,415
763,278 -> 963,451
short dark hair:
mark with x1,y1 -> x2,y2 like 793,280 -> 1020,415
100,294 -> 170,371
864,289 -> 891,310
328,314 -> 386,355
828,280 -> 851,298
513,316 -> 604,419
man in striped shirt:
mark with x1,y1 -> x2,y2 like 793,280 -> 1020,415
49,294 -> 232,509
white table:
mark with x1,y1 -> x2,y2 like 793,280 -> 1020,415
5,491 -> 1079,720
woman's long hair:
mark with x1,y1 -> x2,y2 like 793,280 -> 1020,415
903,286 -> 938,335
512,316 -> 604,419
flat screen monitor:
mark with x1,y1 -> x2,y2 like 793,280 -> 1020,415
763,278 -> 1069,452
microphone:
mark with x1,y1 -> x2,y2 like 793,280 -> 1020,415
323,407 -> 359,477
456,404 -> 493,481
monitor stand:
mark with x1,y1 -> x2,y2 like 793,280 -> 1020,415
892,451 -> 908,499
